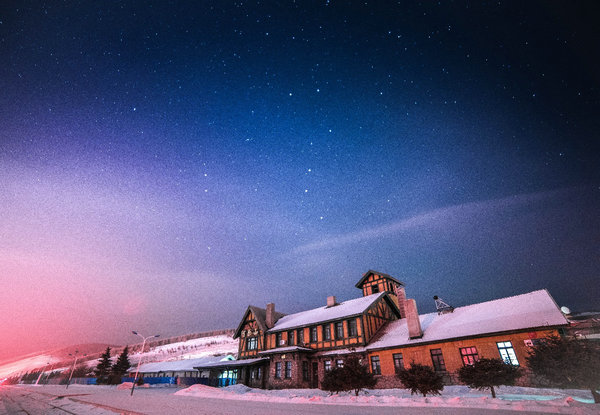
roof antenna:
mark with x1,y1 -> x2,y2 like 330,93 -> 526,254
433,295 -> 454,314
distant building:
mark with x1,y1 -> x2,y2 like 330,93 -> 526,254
198,270 -> 569,389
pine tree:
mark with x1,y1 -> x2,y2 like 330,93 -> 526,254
109,346 -> 131,384
526,336 -> 600,404
397,363 -> 444,397
458,358 -> 521,398
94,347 -> 112,385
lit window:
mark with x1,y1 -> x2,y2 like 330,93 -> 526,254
370,356 -> 381,375
460,347 -> 480,366
393,353 -> 404,374
336,359 -> 344,368
497,341 -> 519,365
324,360 -> 332,371
430,349 -> 446,371
275,362 -> 282,378
285,361 -> 292,378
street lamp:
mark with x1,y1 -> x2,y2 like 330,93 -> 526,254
130,331 -> 159,396
66,351 -> 86,389
35,362 -> 50,385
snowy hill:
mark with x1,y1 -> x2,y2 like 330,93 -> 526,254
0,329 -> 237,379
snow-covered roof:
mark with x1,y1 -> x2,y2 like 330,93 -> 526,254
258,346 -> 314,355
313,347 -> 367,357
367,289 -> 568,350
194,357 -> 269,368
135,355 -> 234,373
267,292 -> 393,332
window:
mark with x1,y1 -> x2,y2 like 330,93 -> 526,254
324,360 -> 332,371
430,349 -> 446,371
497,341 -> 519,365
288,330 -> 295,346
370,356 -> 381,375
276,332 -> 283,347
335,322 -> 344,339
460,346 -> 480,366
302,361 -> 309,381
323,324 -> 331,340
297,328 -> 304,344
310,326 -> 318,342
393,353 -> 404,374
275,362 -> 282,378
285,361 -> 292,378
371,284 -> 379,293
257,367 -> 262,379
246,337 -> 257,351
348,319 -> 358,337
250,369 -> 256,379
336,359 -> 344,368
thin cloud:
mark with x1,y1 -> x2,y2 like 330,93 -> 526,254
289,188 -> 571,255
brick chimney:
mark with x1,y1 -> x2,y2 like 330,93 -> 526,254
395,285 -> 407,318
406,299 -> 423,339
266,303 -> 275,329
326,296 -> 337,307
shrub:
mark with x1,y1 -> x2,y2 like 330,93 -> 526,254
458,358 -> 521,398
526,336 -> 600,404
397,363 -> 444,397
320,355 -> 376,396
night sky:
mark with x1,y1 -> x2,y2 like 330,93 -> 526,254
1,1 -> 599,360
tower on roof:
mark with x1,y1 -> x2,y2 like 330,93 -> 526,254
355,270 -> 406,316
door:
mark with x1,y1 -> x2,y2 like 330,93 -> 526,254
311,362 -> 319,388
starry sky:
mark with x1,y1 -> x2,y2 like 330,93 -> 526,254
1,1 -> 599,361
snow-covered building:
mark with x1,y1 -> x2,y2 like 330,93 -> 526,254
129,355 -> 235,379
207,270 -> 569,389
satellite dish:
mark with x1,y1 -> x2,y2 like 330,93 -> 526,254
560,306 -> 571,315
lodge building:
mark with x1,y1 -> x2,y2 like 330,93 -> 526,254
197,270 -> 569,389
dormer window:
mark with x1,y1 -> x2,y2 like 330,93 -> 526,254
372,285 -> 379,294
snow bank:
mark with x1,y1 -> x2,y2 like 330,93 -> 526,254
174,384 -> 599,413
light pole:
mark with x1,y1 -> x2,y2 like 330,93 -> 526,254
35,362 -> 50,385
130,331 -> 159,396
66,351 -> 86,389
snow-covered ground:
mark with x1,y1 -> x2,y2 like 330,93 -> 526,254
0,333 -> 238,380
175,384 -> 599,414
131,334 -> 238,364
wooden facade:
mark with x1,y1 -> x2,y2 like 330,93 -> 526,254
237,309 -> 264,359
367,328 -> 561,388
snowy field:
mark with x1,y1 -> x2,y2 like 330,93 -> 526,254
175,383 -> 599,414
8,383 -> 599,415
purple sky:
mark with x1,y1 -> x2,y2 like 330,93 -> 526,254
1,1 -> 599,360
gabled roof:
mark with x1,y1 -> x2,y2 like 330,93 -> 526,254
233,305 -> 286,338
366,289 -> 569,351
267,292 -> 400,332
355,269 -> 404,288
